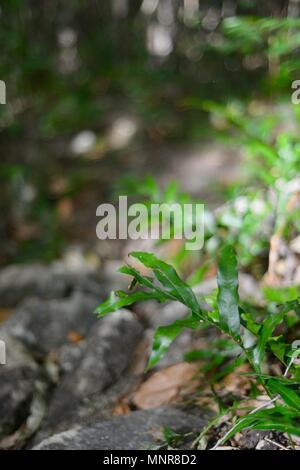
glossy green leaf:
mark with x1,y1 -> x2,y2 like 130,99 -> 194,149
217,406 -> 300,446
130,252 -> 203,318
95,290 -> 166,317
217,245 -> 241,340
147,316 -> 199,369
253,311 -> 284,369
263,286 -> 300,303
268,378 -> 300,412
119,265 -> 177,301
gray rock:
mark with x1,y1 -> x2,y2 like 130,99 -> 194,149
1,292 -> 99,355
238,429 -> 269,450
55,341 -> 87,375
35,310 -> 144,441
0,334 -> 39,438
0,366 -> 37,439
256,439 -> 279,450
0,289 -> 101,442
0,262 -> 102,308
34,406 -> 209,450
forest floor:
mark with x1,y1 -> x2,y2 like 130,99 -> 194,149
1,141 -> 294,450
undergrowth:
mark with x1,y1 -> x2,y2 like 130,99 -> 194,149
95,102 -> 300,448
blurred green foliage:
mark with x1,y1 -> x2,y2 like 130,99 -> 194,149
0,1 -> 299,264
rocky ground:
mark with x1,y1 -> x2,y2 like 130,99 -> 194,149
1,143 -> 285,451
0,257 -> 214,450
0,142 -> 241,450
0,256 -> 286,451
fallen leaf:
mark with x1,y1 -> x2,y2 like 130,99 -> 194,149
215,363 -> 252,395
132,362 -> 200,410
0,308 -> 13,324
67,330 -> 84,343
112,401 -> 131,416
57,197 -> 74,221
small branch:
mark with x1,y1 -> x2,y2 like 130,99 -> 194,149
210,357 -> 297,450
264,438 -> 288,451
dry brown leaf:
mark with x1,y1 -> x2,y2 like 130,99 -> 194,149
132,362 -> 201,410
67,330 -> 84,343
57,197 -> 74,221
0,308 -> 13,324
112,401 -> 131,416
194,390 -> 219,413
215,363 -> 251,395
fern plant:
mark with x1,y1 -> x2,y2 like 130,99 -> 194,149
95,245 -> 300,447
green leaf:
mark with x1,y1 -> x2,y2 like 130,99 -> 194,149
245,373 -> 299,386
217,245 -> 241,340
163,426 -> 182,447
284,298 -> 300,318
119,265 -> 177,302
269,337 -> 287,363
217,406 -> 300,446
253,311 -> 284,370
266,298 -> 300,318
240,309 -> 261,335
130,252 -> 203,318
148,316 -> 199,369
187,262 -> 210,287
94,290 -> 166,317
267,379 -> 300,412
263,286 -> 300,303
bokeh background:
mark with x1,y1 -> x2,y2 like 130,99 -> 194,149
1,0 -> 300,451
1,0 -> 299,268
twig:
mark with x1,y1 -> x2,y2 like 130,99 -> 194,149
264,438 -> 288,451
210,356 -> 297,451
